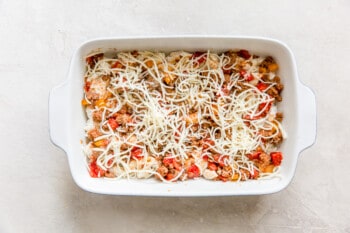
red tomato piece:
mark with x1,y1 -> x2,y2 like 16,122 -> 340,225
213,155 -> 228,167
86,53 -> 103,67
257,82 -> 268,91
166,173 -> 175,181
237,49 -> 251,59
250,169 -> 259,179
203,138 -> 215,149
187,164 -> 200,178
84,81 -> 91,92
192,52 -> 206,64
131,147 -> 143,160
258,102 -> 272,112
246,74 -> 254,82
270,152 -> 283,166
202,155 -> 209,161
223,66 -> 231,74
240,70 -> 254,81
222,87 -> 230,96
89,160 -> 105,178
173,161 -> 182,171
247,152 -> 261,160
107,158 -> 113,166
208,162 -> 218,171
243,114 -> 261,120
89,162 -> 98,178
244,102 -> 272,121
239,70 -> 246,77
174,126 -> 183,138
218,175 -> 228,182
213,154 -> 220,162
108,118 -> 119,130
86,56 -> 94,66
163,157 -> 174,166
111,61 -> 121,69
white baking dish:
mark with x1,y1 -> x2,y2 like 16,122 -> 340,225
49,36 -> 316,196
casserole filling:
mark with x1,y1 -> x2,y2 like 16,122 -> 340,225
82,50 -> 285,182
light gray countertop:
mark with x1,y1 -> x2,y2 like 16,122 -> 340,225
0,0 -> 349,232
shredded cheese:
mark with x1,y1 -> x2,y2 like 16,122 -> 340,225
82,50 -> 285,182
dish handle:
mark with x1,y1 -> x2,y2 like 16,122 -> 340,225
49,82 -> 69,153
297,83 -> 317,152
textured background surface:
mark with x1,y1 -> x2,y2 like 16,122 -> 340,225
0,0 -> 349,232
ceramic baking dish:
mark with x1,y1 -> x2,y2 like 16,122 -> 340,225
49,36 -> 316,196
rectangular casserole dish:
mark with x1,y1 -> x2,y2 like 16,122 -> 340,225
49,36 -> 316,196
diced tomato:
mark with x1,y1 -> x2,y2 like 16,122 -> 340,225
219,156 -> 229,167
208,162 -> 218,171
173,161 -> 182,171
246,74 -> 254,82
192,52 -> 206,64
202,155 -> 209,161
218,175 -> 228,182
192,51 -> 205,57
243,114 -> 260,121
247,152 -> 261,160
257,82 -> 268,91
213,155 -> 228,167
250,169 -> 259,179
86,53 -> 103,67
216,87 -> 230,97
240,70 -> 254,81
86,56 -> 93,66
108,118 -> 119,130
203,138 -> 215,149
187,164 -> 200,178
111,61 -> 122,69
271,152 -> 283,166
107,158 -> 113,166
131,147 -> 143,160
223,66 -> 231,74
89,162 -> 97,177
213,154 -> 220,161
84,81 -> 91,92
162,155 -> 181,170
239,70 -> 246,77
163,157 -> 174,166
89,160 -> 105,178
198,56 -> 206,64
174,126 -> 182,138
222,87 -> 230,96
244,102 -> 272,121
237,49 -> 251,59
166,173 -> 175,181
258,102 -> 272,113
